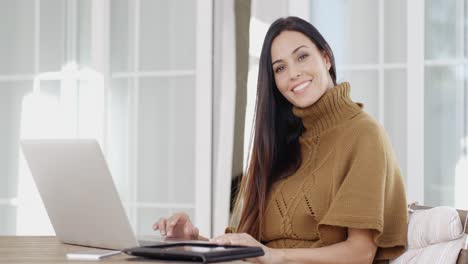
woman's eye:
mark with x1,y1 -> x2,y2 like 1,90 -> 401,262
275,66 -> 285,73
298,54 -> 308,61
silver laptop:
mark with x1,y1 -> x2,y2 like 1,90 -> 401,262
20,139 -> 203,250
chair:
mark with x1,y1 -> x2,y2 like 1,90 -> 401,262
403,204 -> 468,264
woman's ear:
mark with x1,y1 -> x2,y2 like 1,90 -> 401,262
322,51 -> 332,71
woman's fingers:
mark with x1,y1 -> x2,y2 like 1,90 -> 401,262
212,233 -> 252,246
184,223 -> 199,239
210,235 -> 230,245
153,212 -> 196,239
221,235 -> 238,245
191,226 -> 199,239
166,213 -> 184,237
153,218 -> 168,236
159,218 -> 167,236
152,218 -> 162,230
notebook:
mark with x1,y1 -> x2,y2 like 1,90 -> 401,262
122,243 -> 264,263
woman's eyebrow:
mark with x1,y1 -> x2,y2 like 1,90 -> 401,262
272,45 -> 308,66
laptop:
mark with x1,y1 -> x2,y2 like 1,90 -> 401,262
20,139 -> 206,250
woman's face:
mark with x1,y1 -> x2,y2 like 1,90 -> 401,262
271,30 -> 334,108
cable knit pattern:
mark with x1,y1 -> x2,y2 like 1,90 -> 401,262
261,82 -> 408,263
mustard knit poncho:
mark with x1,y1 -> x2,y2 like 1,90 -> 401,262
261,82 -> 407,262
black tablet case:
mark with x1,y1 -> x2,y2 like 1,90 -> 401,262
122,243 -> 264,263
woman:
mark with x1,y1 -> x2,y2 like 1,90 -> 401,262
153,16 -> 408,264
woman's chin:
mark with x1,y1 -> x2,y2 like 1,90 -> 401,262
293,98 -> 319,108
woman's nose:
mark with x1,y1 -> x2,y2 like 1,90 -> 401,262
290,70 -> 302,80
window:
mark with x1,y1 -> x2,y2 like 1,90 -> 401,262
0,0 -> 213,236
424,0 -> 468,208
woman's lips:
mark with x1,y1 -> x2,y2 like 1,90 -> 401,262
292,80 -> 311,94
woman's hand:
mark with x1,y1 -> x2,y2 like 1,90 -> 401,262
152,212 -> 199,240
211,233 -> 283,264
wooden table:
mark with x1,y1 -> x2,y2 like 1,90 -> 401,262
0,236 -> 247,264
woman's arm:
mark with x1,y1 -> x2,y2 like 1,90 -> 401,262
273,228 -> 377,264
212,228 -> 377,264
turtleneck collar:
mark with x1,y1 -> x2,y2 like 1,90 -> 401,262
292,82 -> 362,136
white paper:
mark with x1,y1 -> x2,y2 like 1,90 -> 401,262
66,249 -> 121,260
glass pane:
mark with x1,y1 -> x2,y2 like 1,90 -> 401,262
110,0 -> 133,72
384,70 -> 407,178
77,78 -> 105,140
340,70 -> 379,119
308,0 -> 344,63
0,81 -> 33,198
466,0 -> 468,58
384,0 -> 406,63
137,208 -> 194,236
0,205 -> 16,235
253,0 -> 288,23
424,66 -> 461,206
458,65 -> 468,209
425,0 -> 457,60
108,78 -> 131,203
39,80 -> 61,98
138,77 -> 195,204
77,0 -> 92,66
310,0 -> 378,65
0,0 -> 34,75
40,0 -> 65,72
139,0 -> 196,71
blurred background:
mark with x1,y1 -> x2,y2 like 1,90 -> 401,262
0,0 -> 467,239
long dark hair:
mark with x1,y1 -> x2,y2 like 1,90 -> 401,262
233,16 -> 337,240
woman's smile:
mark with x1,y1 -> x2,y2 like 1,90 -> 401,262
291,80 -> 312,94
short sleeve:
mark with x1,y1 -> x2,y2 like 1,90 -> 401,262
225,226 -> 237,234
317,122 -> 408,260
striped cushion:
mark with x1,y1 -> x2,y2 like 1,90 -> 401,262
407,206 -> 463,249
390,235 -> 466,264
390,206 -> 466,264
